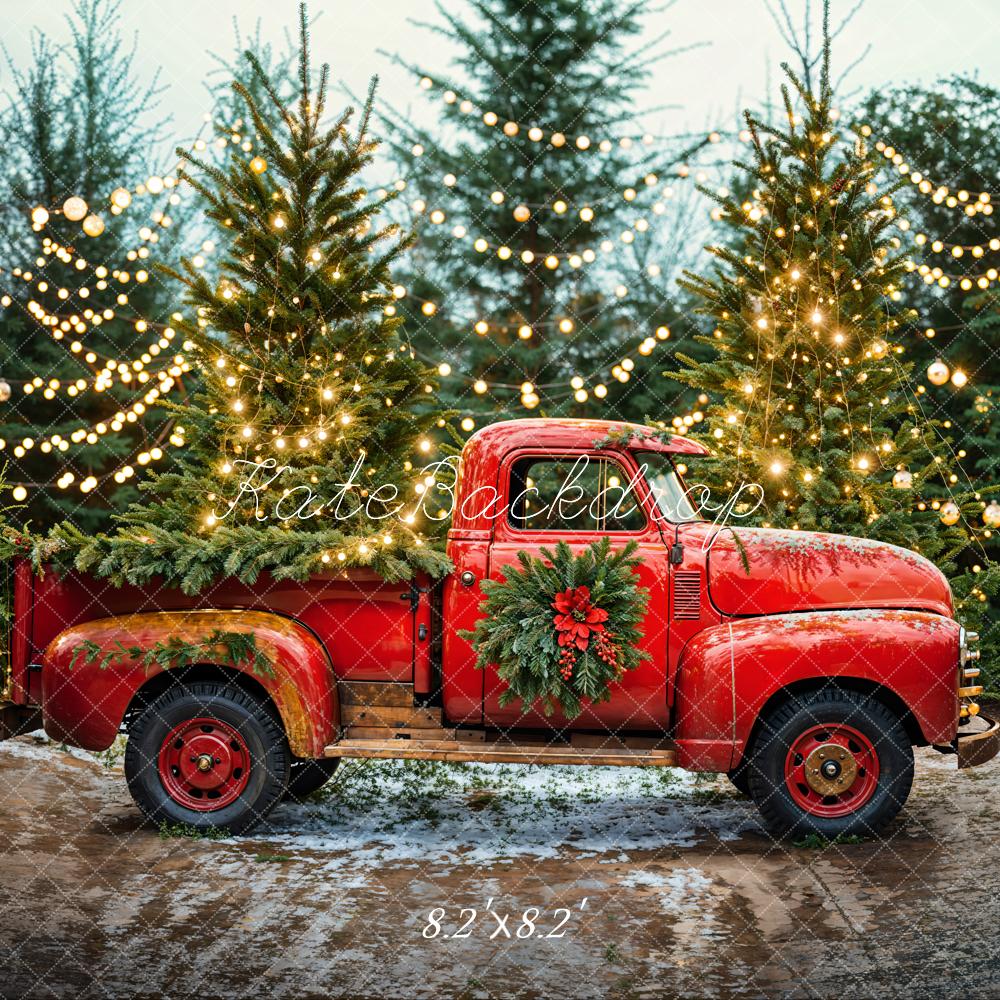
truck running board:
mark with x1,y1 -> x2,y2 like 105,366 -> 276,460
323,737 -> 678,768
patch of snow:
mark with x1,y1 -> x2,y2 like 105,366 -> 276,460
620,866 -> 713,913
250,760 -> 757,867
4,732 -> 759,867
2,729 -> 117,768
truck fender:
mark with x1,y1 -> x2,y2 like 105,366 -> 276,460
42,610 -> 339,758
673,609 -> 961,771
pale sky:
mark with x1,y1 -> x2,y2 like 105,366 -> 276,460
1,0 -> 999,167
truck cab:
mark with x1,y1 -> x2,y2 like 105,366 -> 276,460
2,418 -> 995,840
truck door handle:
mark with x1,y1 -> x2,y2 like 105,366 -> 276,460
460,571 -> 476,587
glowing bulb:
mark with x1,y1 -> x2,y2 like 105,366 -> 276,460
82,214 -> 105,237
927,360 -> 950,386
62,196 -> 88,221
939,501 -> 960,526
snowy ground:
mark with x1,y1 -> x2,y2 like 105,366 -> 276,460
2,732 -> 999,999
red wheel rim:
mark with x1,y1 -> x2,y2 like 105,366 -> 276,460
157,717 -> 251,812
784,723 -> 880,818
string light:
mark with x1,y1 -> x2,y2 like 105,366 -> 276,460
422,325 -> 673,408
413,76 -> 725,152
858,126 -> 996,215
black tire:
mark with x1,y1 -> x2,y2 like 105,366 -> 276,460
746,688 -> 914,840
124,681 -> 290,835
284,757 -> 340,802
726,761 -> 751,796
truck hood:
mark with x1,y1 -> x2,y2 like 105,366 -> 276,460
706,526 -> 953,618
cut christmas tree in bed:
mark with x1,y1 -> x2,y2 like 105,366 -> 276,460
54,4 -> 450,593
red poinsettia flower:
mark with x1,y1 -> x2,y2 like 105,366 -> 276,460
552,585 -> 609,650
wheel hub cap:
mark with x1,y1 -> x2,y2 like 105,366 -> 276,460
784,723 -> 880,818
804,742 -> 858,796
157,717 -> 251,811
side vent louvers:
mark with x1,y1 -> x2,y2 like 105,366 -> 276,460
673,571 -> 701,619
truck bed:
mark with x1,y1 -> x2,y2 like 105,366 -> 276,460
5,562 -> 435,709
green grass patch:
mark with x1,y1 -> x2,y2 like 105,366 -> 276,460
793,832 -> 866,849
157,821 -> 226,841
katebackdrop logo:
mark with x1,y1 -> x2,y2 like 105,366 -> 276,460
212,453 -> 765,538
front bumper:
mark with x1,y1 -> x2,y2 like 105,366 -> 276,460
957,713 -> 1000,769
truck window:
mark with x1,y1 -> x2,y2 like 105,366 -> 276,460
635,451 -> 701,523
507,455 -> 647,532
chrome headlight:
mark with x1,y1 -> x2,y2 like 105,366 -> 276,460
959,626 -> 982,720
960,626 -> 981,671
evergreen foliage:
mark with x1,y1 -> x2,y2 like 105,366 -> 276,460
861,77 -> 1000,517
68,629 -> 274,678
381,0 -> 706,425
669,6 -> 999,650
56,5 -> 450,594
0,0 -> 188,530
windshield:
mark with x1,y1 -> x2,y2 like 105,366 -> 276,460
634,451 -> 702,523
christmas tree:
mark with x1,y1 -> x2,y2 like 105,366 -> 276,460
206,19 -> 298,166
860,77 -> 1000,535
0,0 -> 190,530
670,5 -> 999,651
59,4 -> 450,594
379,0 -> 708,428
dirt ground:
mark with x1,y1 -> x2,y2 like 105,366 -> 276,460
1,731 -> 999,1000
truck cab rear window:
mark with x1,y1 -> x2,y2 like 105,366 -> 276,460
507,455 -> 646,532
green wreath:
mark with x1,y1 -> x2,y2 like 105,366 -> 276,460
460,538 -> 650,718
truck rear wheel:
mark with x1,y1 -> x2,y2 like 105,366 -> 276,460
746,688 -> 914,839
124,681 -> 290,835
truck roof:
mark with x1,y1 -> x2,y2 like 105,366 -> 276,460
464,418 -> 710,457
451,419 -> 710,533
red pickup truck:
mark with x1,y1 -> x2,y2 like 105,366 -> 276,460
1,418 -> 995,839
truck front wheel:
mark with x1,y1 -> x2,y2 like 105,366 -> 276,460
124,681 -> 290,835
746,688 -> 914,839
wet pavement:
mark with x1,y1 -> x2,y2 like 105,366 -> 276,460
1,733 -> 998,999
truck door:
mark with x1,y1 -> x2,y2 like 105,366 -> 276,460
483,448 -> 671,732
